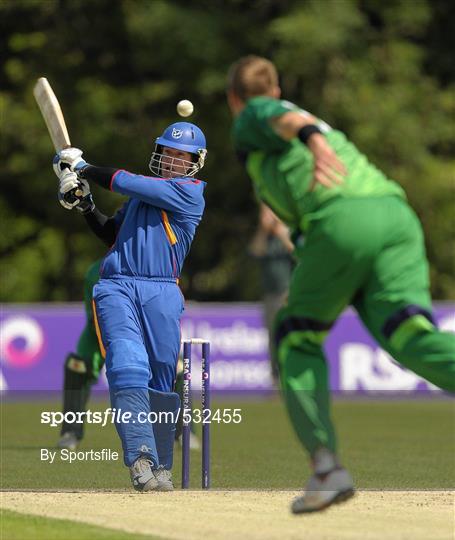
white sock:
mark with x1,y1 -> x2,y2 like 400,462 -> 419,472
312,448 -> 338,474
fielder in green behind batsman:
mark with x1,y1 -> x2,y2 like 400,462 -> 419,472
227,56 -> 455,514
58,259 -> 104,450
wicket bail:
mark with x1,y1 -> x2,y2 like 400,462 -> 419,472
182,338 -> 211,489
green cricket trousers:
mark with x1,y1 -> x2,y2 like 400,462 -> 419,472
275,196 -> 455,454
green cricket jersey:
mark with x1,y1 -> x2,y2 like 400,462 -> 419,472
77,258 -> 103,374
233,96 -> 405,232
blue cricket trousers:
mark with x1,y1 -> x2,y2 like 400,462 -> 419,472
93,276 -> 183,466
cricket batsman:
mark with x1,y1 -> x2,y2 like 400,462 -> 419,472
53,122 -> 207,492
227,56 -> 455,513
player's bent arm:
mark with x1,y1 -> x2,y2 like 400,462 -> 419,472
269,111 -> 319,141
79,164 -> 203,215
110,170 -> 204,215
270,111 -> 336,160
271,112 -> 347,186
83,208 -> 117,246
70,165 -> 120,244
78,165 -> 118,190
273,221 -> 294,253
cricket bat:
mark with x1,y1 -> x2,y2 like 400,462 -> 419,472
33,77 -> 82,197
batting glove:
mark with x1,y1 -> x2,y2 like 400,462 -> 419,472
75,190 -> 95,214
58,169 -> 91,210
53,147 -> 87,177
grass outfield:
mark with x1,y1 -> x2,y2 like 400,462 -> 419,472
1,397 -> 454,490
1,510 -> 166,540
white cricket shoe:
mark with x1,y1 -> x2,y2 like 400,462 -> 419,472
57,432 -> 78,451
153,466 -> 174,491
129,457 -> 159,492
291,467 -> 355,514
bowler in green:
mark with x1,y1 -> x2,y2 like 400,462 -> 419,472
227,55 -> 455,514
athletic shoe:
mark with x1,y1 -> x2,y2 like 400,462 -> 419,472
291,467 -> 355,514
153,466 -> 174,491
57,432 -> 78,451
129,457 -> 159,492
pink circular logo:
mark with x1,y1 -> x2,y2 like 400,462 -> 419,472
0,316 -> 45,368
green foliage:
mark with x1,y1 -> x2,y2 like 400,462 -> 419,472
0,0 -> 453,301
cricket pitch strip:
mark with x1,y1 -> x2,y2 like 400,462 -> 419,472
1,490 -> 453,540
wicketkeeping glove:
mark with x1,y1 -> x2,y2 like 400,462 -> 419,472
53,147 -> 87,177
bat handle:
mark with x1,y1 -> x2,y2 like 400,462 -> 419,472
68,186 -> 83,199
63,186 -> 84,205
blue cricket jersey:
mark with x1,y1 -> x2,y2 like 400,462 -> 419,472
100,170 -> 206,279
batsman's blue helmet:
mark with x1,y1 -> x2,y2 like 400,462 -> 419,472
155,122 -> 206,154
149,122 -> 207,177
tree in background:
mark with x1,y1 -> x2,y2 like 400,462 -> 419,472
1,0 -> 453,302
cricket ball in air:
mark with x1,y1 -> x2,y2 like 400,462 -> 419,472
177,99 -> 194,117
